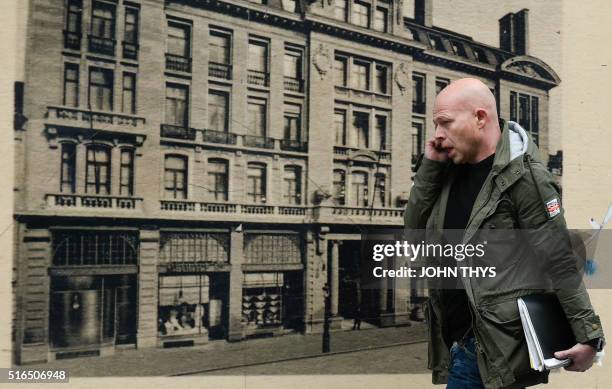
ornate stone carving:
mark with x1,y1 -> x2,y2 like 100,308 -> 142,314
394,62 -> 410,95
313,44 -> 332,80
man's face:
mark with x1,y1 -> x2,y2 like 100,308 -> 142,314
432,96 -> 481,164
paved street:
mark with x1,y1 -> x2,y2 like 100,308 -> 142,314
25,323 -> 428,377
202,341 -> 429,375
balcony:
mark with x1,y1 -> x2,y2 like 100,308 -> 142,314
45,194 -> 143,211
122,41 -> 138,60
88,35 -> 116,56
283,77 -> 303,93
333,145 -> 391,163
412,101 -> 426,114
208,62 -> 232,80
166,54 -> 192,73
159,201 -> 309,222
247,70 -> 269,87
63,30 -> 81,50
243,134 -> 275,149
313,205 -> 404,225
160,124 -> 196,141
280,139 -> 307,152
334,85 -> 391,106
46,106 -> 146,135
201,129 -> 237,145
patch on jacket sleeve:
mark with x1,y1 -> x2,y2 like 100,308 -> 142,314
546,197 -> 561,218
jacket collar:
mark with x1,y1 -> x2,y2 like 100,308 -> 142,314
490,120 -> 532,192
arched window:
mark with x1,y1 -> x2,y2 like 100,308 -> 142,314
85,144 -> 111,195
207,158 -> 229,201
164,155 -> 188,199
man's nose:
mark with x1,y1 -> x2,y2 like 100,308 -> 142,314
434,125 -> 446,139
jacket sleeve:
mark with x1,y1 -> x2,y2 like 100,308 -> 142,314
404,157 -> 448,229
514,159 -> 604,344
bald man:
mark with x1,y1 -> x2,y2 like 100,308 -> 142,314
404,78 -> 604,388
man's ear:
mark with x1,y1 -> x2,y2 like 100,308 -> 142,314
475,108 -> 487,129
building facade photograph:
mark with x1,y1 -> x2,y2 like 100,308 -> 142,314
12,0 -> 561,365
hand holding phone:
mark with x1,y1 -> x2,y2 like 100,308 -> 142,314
424,136 -> 448,162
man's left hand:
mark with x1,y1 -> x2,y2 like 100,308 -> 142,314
554,343 -> 597,372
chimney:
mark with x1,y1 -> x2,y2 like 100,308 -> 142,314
415,0 -> 433,27
498,9 -> 529,55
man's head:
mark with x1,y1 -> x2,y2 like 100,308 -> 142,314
433,78 -> 501,164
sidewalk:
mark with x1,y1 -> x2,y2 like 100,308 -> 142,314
25,323 -> 427,377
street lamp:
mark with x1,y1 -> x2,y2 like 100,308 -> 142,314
322,283 -> 331,353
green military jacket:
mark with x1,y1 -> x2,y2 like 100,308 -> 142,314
404,121 -> 604,389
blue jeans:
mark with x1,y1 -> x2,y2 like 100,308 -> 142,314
446,337 -> 485,389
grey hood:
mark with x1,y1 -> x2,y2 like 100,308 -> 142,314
507,120 -> 530,161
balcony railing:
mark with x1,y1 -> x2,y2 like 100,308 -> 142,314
333,145 -> 391,162
201,129 -> 237,145
243,134 -> 275,149
160,201 -> 309,218
280,139 -> 307,152
160,124 -> 196,140
166,53 -> 192,73
283,77 -> 303,93
313,205 -> 404,225
412,101 -> 426,114
247,70 -> 269,87
122,41 -> 139,60
46,106 -> 146,131
46,194 -> 143,210
88,35 -> 116,56
208,62 -> 232,80
63,30 -> 81,50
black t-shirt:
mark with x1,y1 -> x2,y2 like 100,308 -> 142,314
441,153 -> 495,349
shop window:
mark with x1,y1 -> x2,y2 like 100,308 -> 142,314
158,274 -> 209,338
242,273 -> 283,328
159,232 -> 230,263
244,234 -> 302,264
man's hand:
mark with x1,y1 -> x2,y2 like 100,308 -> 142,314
424,137 -> 448,162
554,343 -> 597,372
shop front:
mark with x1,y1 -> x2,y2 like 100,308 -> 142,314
49,230 -> 139,359
157,231 -> 231,347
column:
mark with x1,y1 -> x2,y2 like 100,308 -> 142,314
330,240 -> 340,316
228,228 -> 244,341
137,227 -> 159,348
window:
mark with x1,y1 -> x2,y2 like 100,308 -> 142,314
282,0 -> 297,12
435,78 -> 449,95
283,166 -> 301,205
473,47 -> 489,63
165,84 -> 189,127
334,0 -> 347,21
412,73 -> 426,114
60,143 -> 76,193
247,98 -> 267,137
352,1 -> 370,28
208,91 -> 229,132
164,155 -> 187,199
334,109 -> 347,145
373,115 -> 387,150
531,96 -> 539,145
375,64 -> 388,94
373,7 -> 388,32
374,173 -> 386,207
89,67 -> 113,111
247,163 -> 266,203
91,1 -> 115,39
411,121 -> 424,171
352,111 -> 369,149
248,39 -> 268,73
519,94 -> 530,131
85,145 -> 111,195
122,73 -> 136,114
123,6 -> 139,59
352,61 -> 369,90
64,0 -> 82,49
283,104 -> 301,142
209,29 -> 231,65
510,91 -> 517,122
333,170 -> 346,205
63,63 -> 79,107
167,22 -> 190,58
207,159 -> 228,201
158,275 -> 209,338
284,47 -> 303,80
119,149 -> 134,196
334,56 -> 347,87
351,172 -> 368,207
512,92 -> 540,146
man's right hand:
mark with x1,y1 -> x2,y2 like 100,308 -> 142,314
424,137 -> 448,162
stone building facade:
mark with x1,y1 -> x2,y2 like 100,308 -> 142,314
13,0 -> 560,364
